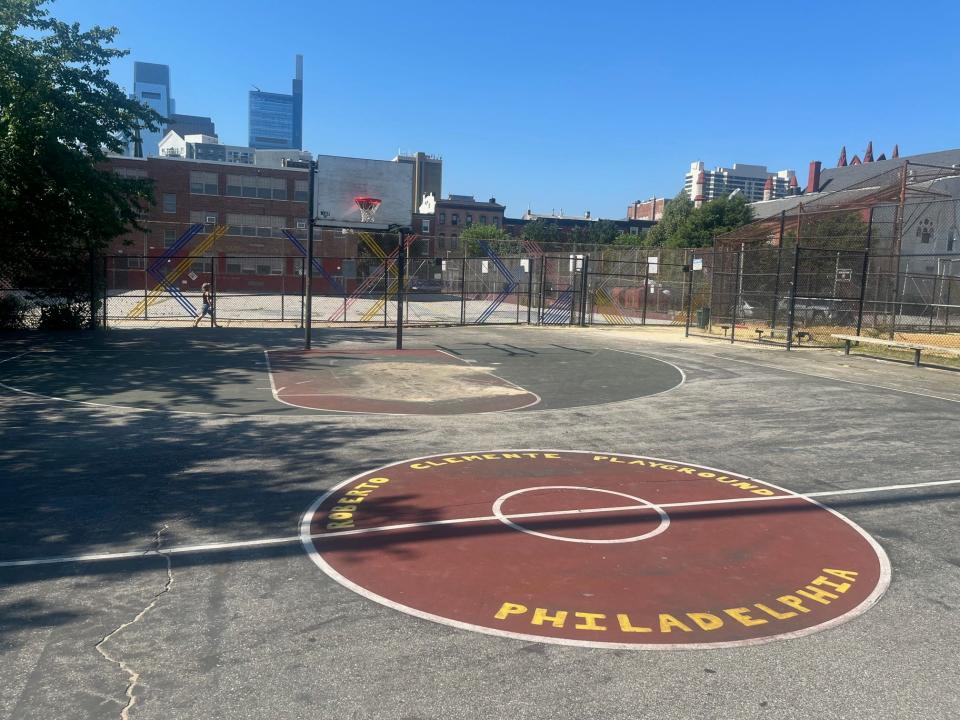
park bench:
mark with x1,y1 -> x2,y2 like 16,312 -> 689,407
832,334 -> 960,367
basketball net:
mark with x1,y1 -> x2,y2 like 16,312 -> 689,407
355,197 -> 382,223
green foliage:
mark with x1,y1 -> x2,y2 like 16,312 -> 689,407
520,219 -> 562,244
612,231 -> 649,247
461,224 -> 516,256
645,192 -> 753,248
788,211 -> 870,250
37,302 -> 88,329
0,0 -> 158,304
0,295 -> 30,329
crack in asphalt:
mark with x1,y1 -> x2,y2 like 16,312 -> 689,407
94,526 -> 173,720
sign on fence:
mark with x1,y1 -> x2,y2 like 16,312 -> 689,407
692,258 -> 703,271
648,256 -> 659,275
837,268 -> 852,281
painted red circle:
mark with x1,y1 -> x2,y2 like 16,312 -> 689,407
301,451 -> 890,649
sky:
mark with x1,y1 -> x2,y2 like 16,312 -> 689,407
48,0 -> 960,220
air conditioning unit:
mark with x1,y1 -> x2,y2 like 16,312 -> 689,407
296,220 -> 307,229
206,215 -> 216,223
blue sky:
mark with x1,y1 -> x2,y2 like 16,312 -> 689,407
50,0 -> 960,219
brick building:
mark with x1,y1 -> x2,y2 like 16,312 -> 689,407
627,197 -> 665,221
105,154 -> 361,295
413,194 -> 506,255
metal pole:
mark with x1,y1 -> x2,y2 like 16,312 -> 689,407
579,256 -> 590,326
684,260 -> 694,338
641,259 -> 649,326
855,207 -> 874,336
890,162 -> 909,339
210,256 -> 216,327
102,256 -> 109,328
304,160 -> 316,349
460,254 -> 467,325
770,211 -> 786,329
537,255 -> 546,324
396,230 -> 406,349
89,249 -> 97,329
730,249 -> 743,345
527,258 -> 533,324
281,260 -> 285,322
785,243 -> 801,350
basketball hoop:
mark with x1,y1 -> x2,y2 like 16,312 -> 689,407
354,196 -> 382,223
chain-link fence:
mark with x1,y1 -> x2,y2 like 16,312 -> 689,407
690,196 -> 960,364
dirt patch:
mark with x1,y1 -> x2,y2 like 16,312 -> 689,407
332,362 -> 528,402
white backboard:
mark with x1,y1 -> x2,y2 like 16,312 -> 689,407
313,155 -> 413,230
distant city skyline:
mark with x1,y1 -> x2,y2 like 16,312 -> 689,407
55,0 -> 960,219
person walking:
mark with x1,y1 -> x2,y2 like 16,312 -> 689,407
193,283 -> 220,327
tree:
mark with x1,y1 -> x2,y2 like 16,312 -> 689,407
520,218 -> 562,245
460,224 -> 516,256
645,192 -> 694,247
0,0 -> 159,316
644,192 -> 754,248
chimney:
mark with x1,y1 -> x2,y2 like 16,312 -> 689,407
892,144 -> 899,159
585,210 -> 591,219
806,160 -> 822,194
850,154 -> 862,166
788,175 -> 799,195
864,141 -> 874,163
876,153 -> 887,162
763,177 -> 773,201
838,146 -> 847,167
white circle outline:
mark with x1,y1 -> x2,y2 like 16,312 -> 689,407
300,449 -> 892,651
491,485 -> 670,544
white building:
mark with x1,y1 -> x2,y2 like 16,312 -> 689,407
684,161 -> 798,206
158,131 -> 310,168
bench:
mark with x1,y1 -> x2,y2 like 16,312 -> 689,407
832,334 -> 960,367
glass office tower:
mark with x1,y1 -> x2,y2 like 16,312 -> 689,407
132,62 -> 172,157
248,55 -> 303,150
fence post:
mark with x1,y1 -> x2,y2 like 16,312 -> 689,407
281,262 -> 286,322
300,263 -> 305,329
102,256 -> 109,329
88,249 -> 97,330
855,207 -> 874,336
730,249 -> 740,344
579,256 -> 590,326
527,258 -> 533,324
210,256 -> 216,327
641,259 -> 649,326
460,255 -> 467,325
770,211 -> 786,329
538,255 -> 547,324
684,259 -> 694,338
785,244 -> 802,350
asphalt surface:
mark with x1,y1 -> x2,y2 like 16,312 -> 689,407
1,325 -> 958,720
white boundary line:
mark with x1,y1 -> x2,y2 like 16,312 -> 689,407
711,352 -> 960,405
299,449 -> 893,651
0,345 -> 683,418
263,347 -> 542,416
0,351 -> 33,365
3,473 -> 956,570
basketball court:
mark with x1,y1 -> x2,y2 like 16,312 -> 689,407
2,323 -> 959,719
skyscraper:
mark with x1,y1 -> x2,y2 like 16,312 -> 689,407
132,62 -> 172,157
249,55 -> 303,150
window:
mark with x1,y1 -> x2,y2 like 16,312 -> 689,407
162,193 -> 176,213
439,212 -> 446,225
189,211 -> 217,233
225,174 -> 287,200
916,218 -> 932,244
450,235 -> 459,250
438,236 -> 445,251
226,257 -> 282,276
294,180 -> 309,202
191,253 -> 214,273
114,167 -> 148,179
492,217 -> 499,228
452,213 -> 459,226
225,213 -> 288,238
948,229 -> 957,252
163,229 -> 177,248
141,91 -> 161,100
421,219 -> 430,234
466,214 -> 473,226
189,171 -> 219,195
120,255 -> 144,269
479,215 -> 487,225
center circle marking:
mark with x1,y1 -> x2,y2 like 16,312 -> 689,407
301,450 -> 890,650
491,485 -> 670,544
